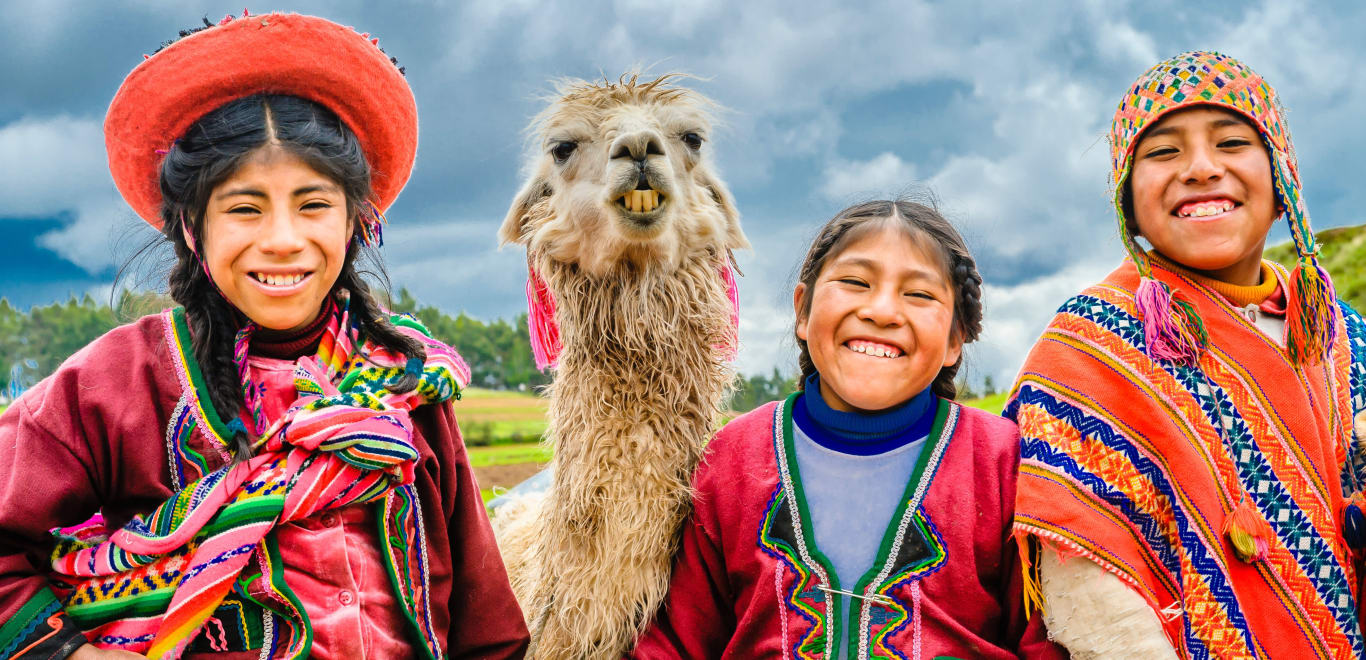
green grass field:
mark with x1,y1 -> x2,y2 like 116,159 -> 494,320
454,387 -> 549,446
961,391 -> 1009,415
468,442 -> 553,467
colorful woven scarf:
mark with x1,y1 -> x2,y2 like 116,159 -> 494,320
48,301 -> 468,659
1110,51 -> 1337,367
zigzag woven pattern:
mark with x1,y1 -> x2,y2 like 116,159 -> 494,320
1010,262 -> 1366,659
49,307 -> 468,660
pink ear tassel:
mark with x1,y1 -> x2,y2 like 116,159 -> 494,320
526,266 -> 562,370
719,259 -> 740,361
524,260 -> 739,370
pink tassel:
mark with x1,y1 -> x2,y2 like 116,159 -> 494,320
526,267 -> 561,370
719,259 -> 740,361
1134,277 -> 1206,365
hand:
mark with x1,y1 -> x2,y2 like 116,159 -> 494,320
69,644 -> 148,659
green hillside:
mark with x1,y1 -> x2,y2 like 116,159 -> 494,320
1264,223 -> 1366,313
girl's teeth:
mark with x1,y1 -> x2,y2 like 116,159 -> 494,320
255,273 -> 305,286
849,341 -> 901,358
1178,200 -> 1235,217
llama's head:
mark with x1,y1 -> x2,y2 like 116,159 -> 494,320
500,73 -> 748,274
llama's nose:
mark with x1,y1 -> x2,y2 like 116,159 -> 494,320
610,130 -> 665,164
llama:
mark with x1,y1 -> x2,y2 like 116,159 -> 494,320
493,73 -> 748,659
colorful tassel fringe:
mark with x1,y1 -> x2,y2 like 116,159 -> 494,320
1285,259 -> 1338,366
1134,277 -> 1208,365
1224,496 -> 1270,563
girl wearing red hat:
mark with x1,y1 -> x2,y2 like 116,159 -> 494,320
0,12 -> 527,660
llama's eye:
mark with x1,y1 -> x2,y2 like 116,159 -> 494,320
551,141 -> 578,163
681,132 -> 703,151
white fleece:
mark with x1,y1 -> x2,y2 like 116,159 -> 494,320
1039,547 -> 1179,659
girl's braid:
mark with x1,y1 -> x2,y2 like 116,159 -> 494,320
932,250 -> 983,399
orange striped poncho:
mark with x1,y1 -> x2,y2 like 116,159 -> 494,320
1009,259 -> 1366,659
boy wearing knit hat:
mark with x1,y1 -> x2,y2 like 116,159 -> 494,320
1008,51 -> 1366,658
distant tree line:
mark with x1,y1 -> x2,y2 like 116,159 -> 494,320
0,289 -> 787,407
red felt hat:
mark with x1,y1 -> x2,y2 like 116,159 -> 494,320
105,11 -> 418,230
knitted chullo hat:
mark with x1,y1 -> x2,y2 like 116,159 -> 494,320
1111,51 -> 1336,366
105,11 -> 418,246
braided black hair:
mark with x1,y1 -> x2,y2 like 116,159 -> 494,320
793,199 -> 983,400
159,94 -> 423,462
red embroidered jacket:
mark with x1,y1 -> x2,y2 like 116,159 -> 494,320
629,396 -> 1064,660
0,311 -> 528,659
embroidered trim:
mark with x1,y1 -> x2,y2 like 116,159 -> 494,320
910,581 -> 923,660
772,397 -> 838,657
857,401 -> 956,660
766,394 -> 955,659
163,308 -> 233,462
259,610 -> 274,660
0,590 -> 62,658
164,395 -> 190,490
775,562 -> 790,658
759,483 -> 826,660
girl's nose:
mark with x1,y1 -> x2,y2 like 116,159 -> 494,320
1180,144 -> 1225,184
859,287 -> 904,326
257,210 -> 308,254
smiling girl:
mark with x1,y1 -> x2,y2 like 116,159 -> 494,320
1009,52 -> 1366,658
629,200 -> 1062,659
0,13 -> 526,660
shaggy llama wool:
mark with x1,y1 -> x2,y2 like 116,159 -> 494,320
493,73 -> 748,659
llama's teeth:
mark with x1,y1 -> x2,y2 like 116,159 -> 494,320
632,190 -> 642,212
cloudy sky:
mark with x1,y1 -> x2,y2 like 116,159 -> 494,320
3,0 -> 1363,388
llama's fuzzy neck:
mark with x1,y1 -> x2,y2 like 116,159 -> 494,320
525,245 -> 736,658
538,248 -> 735,457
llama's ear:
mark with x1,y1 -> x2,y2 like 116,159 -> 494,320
500,177 -> 552,246
698,170 -> 749,251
